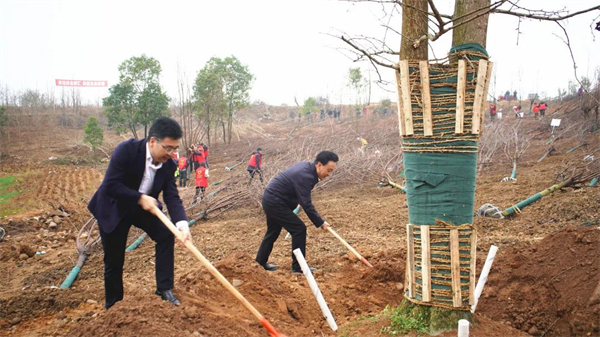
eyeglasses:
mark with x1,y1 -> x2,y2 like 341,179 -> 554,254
159,143 -> 179,154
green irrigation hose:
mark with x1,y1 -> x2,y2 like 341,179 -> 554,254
59,266 -> 81,289
211,180 -> 224,186
501,180 -> 570,217
59,253 -> 87,289
510,162 -> 517,180
567,144 -> 585,154
125,233 -> 148,252
590,178 -> 598,187
206,189 -> 222,198
225,163 -> 241,171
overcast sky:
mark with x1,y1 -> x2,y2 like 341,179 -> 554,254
1,0 -> 599,106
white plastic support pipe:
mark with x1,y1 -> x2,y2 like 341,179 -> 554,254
471,245 -> 498,313
292,248 -> 338,331
458,319 -> 470,337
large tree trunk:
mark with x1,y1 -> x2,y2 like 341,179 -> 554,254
452,0 -> 491,47
397,0 -> 491,330
399,0 -> 429,60
206,108 -> 211,146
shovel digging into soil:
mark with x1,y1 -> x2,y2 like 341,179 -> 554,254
326,226 -> 373,268
150,206 -> 287,337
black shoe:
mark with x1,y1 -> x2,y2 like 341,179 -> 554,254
261,263 -> 278,271
292,267 -> 316,274
155,289 -> 181,306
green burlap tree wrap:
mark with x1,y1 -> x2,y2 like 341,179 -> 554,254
400,44 -> 489,310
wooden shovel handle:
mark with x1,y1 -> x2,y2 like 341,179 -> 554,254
326,227 -> 373,268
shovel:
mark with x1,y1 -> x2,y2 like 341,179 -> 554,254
326,226 -> 373,268
151,206 -> 286,337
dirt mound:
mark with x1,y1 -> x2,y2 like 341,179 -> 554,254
477,225 -> 600,336
358,249 -> 406,284
60,250 -> 406,337
0,288 -> 88,328
68,294 -> 199,337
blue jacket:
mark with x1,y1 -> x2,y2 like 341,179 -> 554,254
262,161 -> 324,227
88,139 -> 187,233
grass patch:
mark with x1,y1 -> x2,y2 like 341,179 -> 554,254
381,299 -> 472,335
0,175 -> 18,203
0,175 -> 23,216
382,301 -> 430,335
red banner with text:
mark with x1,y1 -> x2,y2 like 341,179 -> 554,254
55,79 -> 108,87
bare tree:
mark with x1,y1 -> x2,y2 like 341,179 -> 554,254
176,62 -> 205,150
339,1 -> 599,81
501,120 -> 531,181
477,120 -> 505,175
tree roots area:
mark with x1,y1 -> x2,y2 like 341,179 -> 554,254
1,101 -> 599,337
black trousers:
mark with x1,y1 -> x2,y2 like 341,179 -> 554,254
194,186 -> 206,200
178,169 -> 187,186
256,199 -> 306,271
99,206 -> 175,309
248,169 -> 263,185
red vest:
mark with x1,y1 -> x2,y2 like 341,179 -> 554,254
533,104 -> 540,112
195,167 -> 208,187
248,153 -> 261,168
194,149 -> 205,163
178,157 -> 187,170
540,103 -> 547,110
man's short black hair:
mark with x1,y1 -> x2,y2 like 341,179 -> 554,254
314,151 -> 339,165
257,147 -> 263,152
147,117 -> 182,141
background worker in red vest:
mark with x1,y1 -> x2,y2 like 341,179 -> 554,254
532,103 -> 540,118
513,105 -> 522,118
193,162 -> 209,203
189,144 -> 204,173
177,155 -> 189,187
200,143 -> 209,168
489,103 -> 497,120
539,101 -> 548,117
247,148 -> 263,185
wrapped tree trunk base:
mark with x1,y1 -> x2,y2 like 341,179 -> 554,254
396,44 -> 490,311
405,222 -> 476,311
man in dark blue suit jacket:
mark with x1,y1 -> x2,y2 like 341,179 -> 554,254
88,117 -> 192,309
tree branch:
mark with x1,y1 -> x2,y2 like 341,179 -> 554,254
492,3 -> 600,22
340,35 -> 397,69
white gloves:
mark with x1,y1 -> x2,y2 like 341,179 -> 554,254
175,221 -> 192,244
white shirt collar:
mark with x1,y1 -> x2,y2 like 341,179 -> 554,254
146,142 -> 163,170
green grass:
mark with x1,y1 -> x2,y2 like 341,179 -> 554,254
0,175 -> 23,216
382,302 -> 430,336
0,175 -> 17,202
380,300 -> 472,336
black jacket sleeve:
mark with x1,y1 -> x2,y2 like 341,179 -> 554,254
162,163 -> 187,223
104,141 -> 143,205
292,175 -> 324,227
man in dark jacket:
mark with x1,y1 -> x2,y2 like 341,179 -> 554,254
88,117 -> 192,309
247,148 -> 263,185
256,151 -> 338,273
